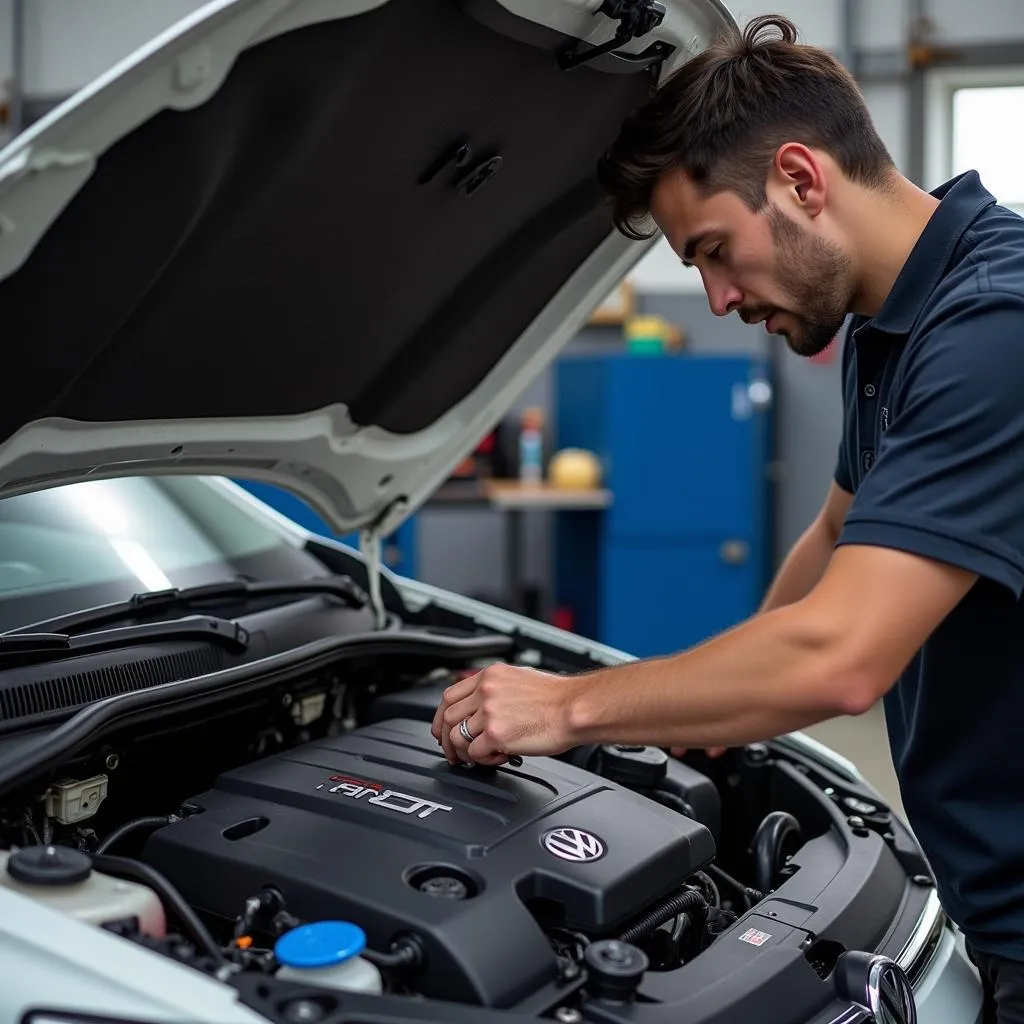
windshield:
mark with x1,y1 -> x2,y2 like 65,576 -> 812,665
0,476 -> 329,631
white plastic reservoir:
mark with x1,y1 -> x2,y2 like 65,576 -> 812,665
0,845 -> 165,937
274,920 -> 383,994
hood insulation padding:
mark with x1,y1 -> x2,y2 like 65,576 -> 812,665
0,0 -> 654,441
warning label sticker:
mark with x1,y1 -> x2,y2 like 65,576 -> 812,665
738,928 -> 772,947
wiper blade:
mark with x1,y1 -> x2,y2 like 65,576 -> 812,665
0,615 -> 249,666
4,574 -> 368,638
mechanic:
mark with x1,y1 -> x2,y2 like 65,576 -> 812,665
431,13 -> 1024,1022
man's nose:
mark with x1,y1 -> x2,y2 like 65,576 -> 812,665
706,278 -> 743,318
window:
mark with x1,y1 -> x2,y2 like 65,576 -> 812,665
951,86 -> 1024,214
926,68 -> 1024,215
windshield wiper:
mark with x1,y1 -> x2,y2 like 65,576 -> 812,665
2,575 -> 368,639
0,615 -> 250,667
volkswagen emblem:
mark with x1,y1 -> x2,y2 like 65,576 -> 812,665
542,827 -> 606,863
867,957 -> 916,1024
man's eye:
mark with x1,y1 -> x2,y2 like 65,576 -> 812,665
706,244 -> 723,262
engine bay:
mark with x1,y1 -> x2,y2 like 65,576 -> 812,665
0,595 -> 942,1024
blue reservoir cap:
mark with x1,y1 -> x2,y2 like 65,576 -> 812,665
274,921 -> 367,969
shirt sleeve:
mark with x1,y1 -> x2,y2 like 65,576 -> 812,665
836,291 -> 1024,598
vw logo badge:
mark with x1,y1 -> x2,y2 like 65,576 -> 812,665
542,827 -> 606,863
868,957 -> 917,1024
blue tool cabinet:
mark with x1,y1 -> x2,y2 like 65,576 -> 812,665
553,352 -> 773,658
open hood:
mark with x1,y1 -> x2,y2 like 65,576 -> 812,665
0,0 -> 736,536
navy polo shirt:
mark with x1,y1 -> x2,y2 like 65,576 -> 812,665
833,170 -> 1024,958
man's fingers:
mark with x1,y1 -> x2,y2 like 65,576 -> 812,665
467,724 -> 511,766
432,672 -> 484,756
669,746 -> 729,759
447,707 -> 485,764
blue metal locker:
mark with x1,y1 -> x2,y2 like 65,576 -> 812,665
554,352 -> 772,657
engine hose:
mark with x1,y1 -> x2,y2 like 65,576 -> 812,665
750,811 -> 802,895
706,863 -> 766,909
92,854 -> 226,965
651,788 -> 696,819
360,935 -> 424,973
694,870 -> 721,908
618,888 -> 708,946
95,815 -> 177,855
669,912 -> 690,944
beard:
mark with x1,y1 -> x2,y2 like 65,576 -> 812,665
758,205 -> 853,358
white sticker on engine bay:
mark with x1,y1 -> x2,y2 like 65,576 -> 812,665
738,928 -> 772,947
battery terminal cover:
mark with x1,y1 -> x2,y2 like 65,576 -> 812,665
44,775 -> 109,824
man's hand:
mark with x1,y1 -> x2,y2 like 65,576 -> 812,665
430,663 -> 579,766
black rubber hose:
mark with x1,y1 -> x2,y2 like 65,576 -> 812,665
619,888 -> 708,946
750,811 -> 802,895
360,935 -> 424,973
651,789 -> 697,819
694,870 -> 721,908
95,815 -> 176,855
706,863 -> 766,909
92,853 -> 226,965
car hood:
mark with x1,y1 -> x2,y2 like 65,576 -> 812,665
0,0 -> 735,536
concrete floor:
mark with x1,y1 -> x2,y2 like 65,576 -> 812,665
805,701 -> 905,819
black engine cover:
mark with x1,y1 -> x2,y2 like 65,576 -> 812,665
143,719 -> 714,1007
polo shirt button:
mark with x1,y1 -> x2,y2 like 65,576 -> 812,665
864,384 -> 876,397
862,451 -> 875,471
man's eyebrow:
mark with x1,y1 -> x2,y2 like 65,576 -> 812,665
680,231 -> 710,268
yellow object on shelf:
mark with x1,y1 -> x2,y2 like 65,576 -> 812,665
548,448 -> 602,490
624,314 -> 684,354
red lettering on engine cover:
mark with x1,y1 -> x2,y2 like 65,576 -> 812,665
316,775 -> 453,819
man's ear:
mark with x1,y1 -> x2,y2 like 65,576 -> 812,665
771,143 -> 826,219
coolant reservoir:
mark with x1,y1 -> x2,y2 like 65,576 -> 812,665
274,921 -> 383,994
0,845 -> 165,937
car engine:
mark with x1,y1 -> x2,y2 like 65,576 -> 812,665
141,718 -> 717,1007
0,635 -> 935,1024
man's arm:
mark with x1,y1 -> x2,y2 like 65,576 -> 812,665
435,543 -> 976,763
758,481 -> 852,613
669,480 -> 853,756
558,544 -> 975,751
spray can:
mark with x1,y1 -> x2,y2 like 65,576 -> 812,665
518,407 -> 544,485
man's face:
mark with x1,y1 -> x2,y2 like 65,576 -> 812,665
649,169 -> 853,357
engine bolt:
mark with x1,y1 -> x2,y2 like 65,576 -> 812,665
282,1000 -> 326,1023
281,693 -> 293,708
419,876 -> 468,900
559,961 -> 582,982
599,941 -> 631,964
105,753 -> 119,771
844,796 -> 878,815
745,743 -> 769,763
554,1009 -> 583,1024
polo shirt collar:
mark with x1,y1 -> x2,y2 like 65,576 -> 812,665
867,170 -> 997,336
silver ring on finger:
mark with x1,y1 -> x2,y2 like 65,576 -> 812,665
458,718 -> 476,743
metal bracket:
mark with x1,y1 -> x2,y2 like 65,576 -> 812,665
560,0 -> 666,71
359,497 -> 409,629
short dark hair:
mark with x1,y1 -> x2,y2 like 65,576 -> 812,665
597,14 -> 895,240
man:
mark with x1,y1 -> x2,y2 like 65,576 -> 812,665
431,13 -> 1024,1019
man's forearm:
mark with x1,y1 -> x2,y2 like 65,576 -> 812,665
563,601 -> 863,751
758,516 -> 838,614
